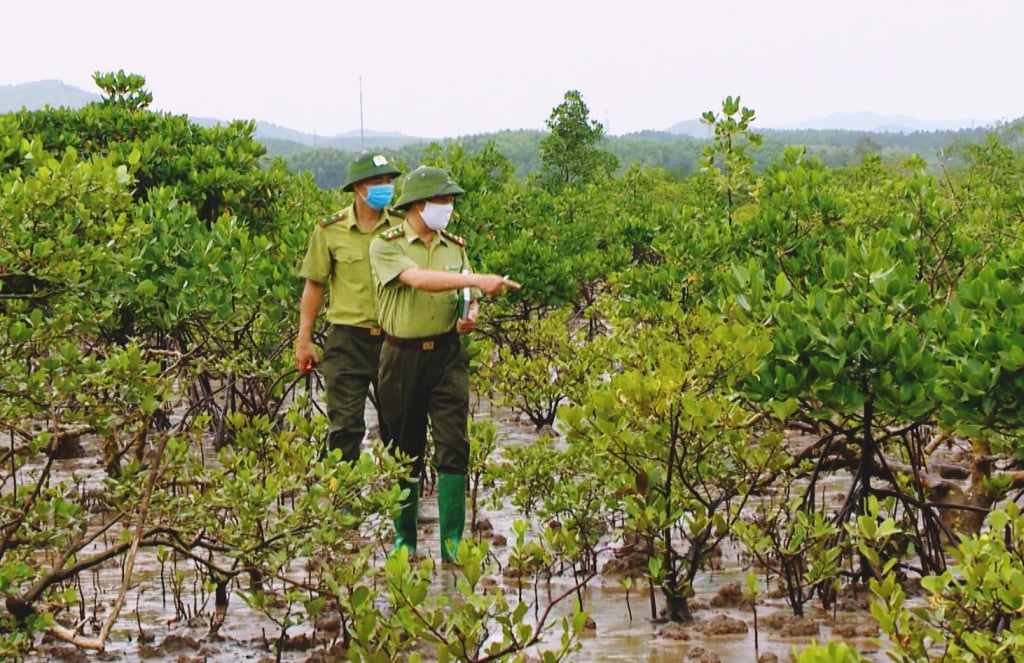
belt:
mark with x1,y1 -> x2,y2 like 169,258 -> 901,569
334,324 -> 383,337
385,329 -> 458,351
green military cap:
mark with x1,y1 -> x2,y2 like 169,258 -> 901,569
394,166 -> 465,209
341,152 -> 402,191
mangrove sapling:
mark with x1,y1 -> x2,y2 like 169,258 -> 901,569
621,576 -> 635,621
727,224 -> 957,584
732,479 -> 844,618
744,572 -> 764,661
489,433 -> 559,521
700,96 -> 762,228
468,419 -> 499,535
559,304 -> 780,622
492,431 -> 613,584
478,307 -> 611,430
355,539 -> 589,663
506,520 -> 553,606
794,641 -> 864,662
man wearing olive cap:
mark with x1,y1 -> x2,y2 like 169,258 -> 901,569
295,152 -> 402,462
369,165 -> 520,562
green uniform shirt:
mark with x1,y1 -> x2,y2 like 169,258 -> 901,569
369,222 -> 471,338
299,204 -> 397,327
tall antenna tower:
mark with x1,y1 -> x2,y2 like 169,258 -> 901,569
359,76 -> 365,149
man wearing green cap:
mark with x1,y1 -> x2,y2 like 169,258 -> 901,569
369,165 -> 520,563
295,152 -> 402,462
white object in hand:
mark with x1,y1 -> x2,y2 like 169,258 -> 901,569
462,270 -> 472,318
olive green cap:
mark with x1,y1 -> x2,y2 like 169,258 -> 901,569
341,152 -> 401,191
394,166 -> 465,209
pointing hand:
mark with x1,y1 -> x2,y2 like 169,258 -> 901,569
478,274 -> 521,296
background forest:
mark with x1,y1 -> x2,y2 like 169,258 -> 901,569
7,79 -> 1021,188
3,72 -> 1024,662
275,122 -> 1024,190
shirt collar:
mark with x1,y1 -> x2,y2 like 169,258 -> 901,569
346,203 -> 394,232
403,221 -> 448,245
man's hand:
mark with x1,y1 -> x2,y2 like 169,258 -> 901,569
477,274 -> 521,297
457,300 -> 480,335
295,341 -> 320,373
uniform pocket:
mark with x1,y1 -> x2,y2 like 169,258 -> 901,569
333,249 -> 365,265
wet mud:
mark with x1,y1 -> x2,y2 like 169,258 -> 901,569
25,405 -> 897,663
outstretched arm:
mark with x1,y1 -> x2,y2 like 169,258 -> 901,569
397,267 -> 520,296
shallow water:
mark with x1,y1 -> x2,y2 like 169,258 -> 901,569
25,402 -> 894,663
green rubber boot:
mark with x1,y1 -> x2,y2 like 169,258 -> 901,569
437,473 -> 467,563
391,479 -> 419,557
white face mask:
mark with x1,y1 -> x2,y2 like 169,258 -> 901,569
420,201 -> 454,231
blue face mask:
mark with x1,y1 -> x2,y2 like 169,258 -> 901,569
362,183 -> 395,210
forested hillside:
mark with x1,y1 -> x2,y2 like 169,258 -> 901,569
275,122 -> 1021,188
5,79 -> 1019,187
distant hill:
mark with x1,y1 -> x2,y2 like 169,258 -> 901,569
0,80 -> 427,149
778,111 -> 988,133
8,79 -> 1021,187
663,119 -> 713,139
665,111 -> 994,137
252,121 -> 425,150
0,80 -> 101,112
4,79 -> 1015,173
5,79 -> 1003,145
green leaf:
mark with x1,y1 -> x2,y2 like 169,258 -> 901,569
136,279 -> 158,297
9,320 -> 32,343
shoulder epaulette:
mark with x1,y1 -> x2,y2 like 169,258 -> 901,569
318,208 -> 348,228
383,225 -> 406,241
439,229 -> 466,247
385,206 -> 406,219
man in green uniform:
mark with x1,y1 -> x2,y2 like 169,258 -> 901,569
295,152 -> 402,462
369,165 -> 520,562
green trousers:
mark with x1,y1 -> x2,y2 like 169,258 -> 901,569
377,338 -> 470,476
319,325 -> 388,462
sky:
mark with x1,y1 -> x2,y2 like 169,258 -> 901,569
2,0 -> 1021,138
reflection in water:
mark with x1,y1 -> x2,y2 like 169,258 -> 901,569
26,403 -> 892,662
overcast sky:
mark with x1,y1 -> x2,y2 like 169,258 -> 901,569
3,0 -> 1020,138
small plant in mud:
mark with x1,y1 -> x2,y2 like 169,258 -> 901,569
492,433 -> 612,579
345,540 -> 590,663
558,302 -> 782,622
744,572 -> 765,660
733,480 -> 844,618
222,442 -> 402,654
477,307 -> 612,430
467,419 -> 500,535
